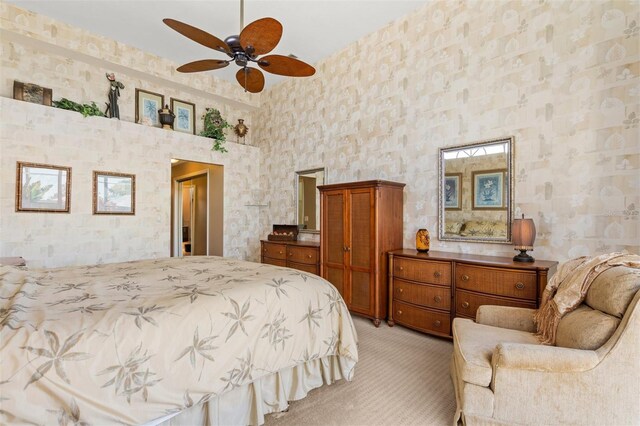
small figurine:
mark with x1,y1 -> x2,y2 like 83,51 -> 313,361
233,118 -> 249,142
105,73 -> 124,119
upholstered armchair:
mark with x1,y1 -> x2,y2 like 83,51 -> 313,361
451,264 -> 640,425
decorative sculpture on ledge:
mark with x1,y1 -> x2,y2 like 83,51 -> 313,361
105,73 -> 124,119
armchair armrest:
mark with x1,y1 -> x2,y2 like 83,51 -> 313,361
492,343 -> 600,373
476,305 -> 537,332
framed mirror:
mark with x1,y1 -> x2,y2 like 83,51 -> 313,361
438,137 -> 514,243
295,167 -> 325,233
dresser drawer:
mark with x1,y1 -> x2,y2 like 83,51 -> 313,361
287,246 -> 318,265
455,264 -> 537,301
455,289 -> 536,319
262,242 -> 287,260
393,301 -> 451,336
393,257 -> 451,286
262,257 -> 287,267
393,278 -> 450,311
288,261 -> 319,275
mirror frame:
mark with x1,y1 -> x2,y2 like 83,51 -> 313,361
295,167 -> 325,234
438,136 -> 515,244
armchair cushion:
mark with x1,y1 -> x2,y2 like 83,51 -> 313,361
586,265 -> 640,318
476,305 -> 537,332
452,318 -> 538,387
555,305 -> 620,350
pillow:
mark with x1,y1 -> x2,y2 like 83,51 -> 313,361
586,266 -> 640,318
555,305 -> 620,350
445,221 -> 464,235
459,220 -> 507,238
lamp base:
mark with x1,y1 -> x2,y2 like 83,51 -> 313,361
513,250 -> 535,263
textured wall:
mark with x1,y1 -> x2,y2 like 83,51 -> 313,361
0,98 -> 261,268
254,0 -> 640,261
0,2 -> 257,142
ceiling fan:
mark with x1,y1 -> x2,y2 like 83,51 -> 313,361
163,0 -> 315,93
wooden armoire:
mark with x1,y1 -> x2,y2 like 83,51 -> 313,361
318,180 -> 405,326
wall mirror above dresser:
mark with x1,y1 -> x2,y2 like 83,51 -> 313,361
295,167 -> 325,233
438,137 -> 514,243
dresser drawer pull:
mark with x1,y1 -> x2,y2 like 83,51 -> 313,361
279,251 -> 284,254
263,248 -> 267,252
461,274 -> 470,282
434,271 -> 441,279
515,282 -> 525,290
433,320 -> 441,328
434,295 -> 442,303
288,252 -> 293,256
399,266 -> 404,271
397,310 -> 403,315
461,301 -> 470,309
398,288 -> 404,293
307,254 -> 313,259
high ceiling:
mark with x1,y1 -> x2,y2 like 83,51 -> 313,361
7,0 -> 426,90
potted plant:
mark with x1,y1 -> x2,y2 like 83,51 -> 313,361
200,108 -> 231,153
52,98 -> 106,117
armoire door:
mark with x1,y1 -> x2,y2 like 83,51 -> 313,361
322,189 -> 348,303
347,187 -> 375,315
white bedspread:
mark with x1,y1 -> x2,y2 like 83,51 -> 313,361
0,256 -> 358,424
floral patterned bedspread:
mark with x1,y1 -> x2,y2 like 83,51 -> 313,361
0,256 -> 358,424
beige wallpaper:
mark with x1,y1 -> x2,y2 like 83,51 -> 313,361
0,4 -> 262,268
254,0 -> 640,262
0,97 -> 262,268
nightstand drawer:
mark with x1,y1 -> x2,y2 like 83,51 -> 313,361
287,246 -> 318,265
455,289 -> 536,319
393,258 -> 451,286
262,242 -> 287,260
393,301 -> 451,336
456,264 -> 537,300
393,278 -> 450,311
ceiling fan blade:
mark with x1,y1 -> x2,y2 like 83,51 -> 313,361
177,60 -> 229,73
236,68 -> 265,93
239,17 -> 283,56
258,55 -> 316,77
163,18 -> 230,54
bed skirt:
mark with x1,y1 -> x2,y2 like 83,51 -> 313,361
154,354 -> 356,426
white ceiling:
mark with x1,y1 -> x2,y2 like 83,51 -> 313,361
7,0 -> 426,90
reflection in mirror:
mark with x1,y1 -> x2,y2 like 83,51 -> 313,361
295,168 -> 325,233
438,137 -> 514,243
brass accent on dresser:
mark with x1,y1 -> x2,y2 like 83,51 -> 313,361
388,250 -> 557,338
261,240 -> 320,275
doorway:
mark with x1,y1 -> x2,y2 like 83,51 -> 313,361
171,160 -> 224,257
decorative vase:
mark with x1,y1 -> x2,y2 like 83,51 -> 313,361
158,104 -> 175,130
416,228 -> 430,252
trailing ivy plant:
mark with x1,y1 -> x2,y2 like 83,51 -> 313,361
200,108 -> 231,153
52,98 -> 106,117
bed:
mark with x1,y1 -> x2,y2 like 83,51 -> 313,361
0,256 -> 358,425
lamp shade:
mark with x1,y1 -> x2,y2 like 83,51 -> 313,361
513,215 -> 536,250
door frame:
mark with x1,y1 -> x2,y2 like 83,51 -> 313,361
173,169 -> 210,257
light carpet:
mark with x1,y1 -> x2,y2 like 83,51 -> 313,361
265,315 -> 456,426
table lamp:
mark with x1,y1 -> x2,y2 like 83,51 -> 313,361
513,214 -> 536,262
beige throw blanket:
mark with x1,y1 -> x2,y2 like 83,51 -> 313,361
534,252 -> 640,345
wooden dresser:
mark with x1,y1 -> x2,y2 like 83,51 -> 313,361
260,240 -> 320,275
387,250 -> 557,337
319,180 -> 405,326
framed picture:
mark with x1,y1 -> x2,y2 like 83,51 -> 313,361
13,81 -> 52,106
16,162 -> 71,213
93,171 -> 135,215
444,173 -> 462,210
135,89 -> 164,127
170,98 -> 196,134
472,169 -> 506,210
